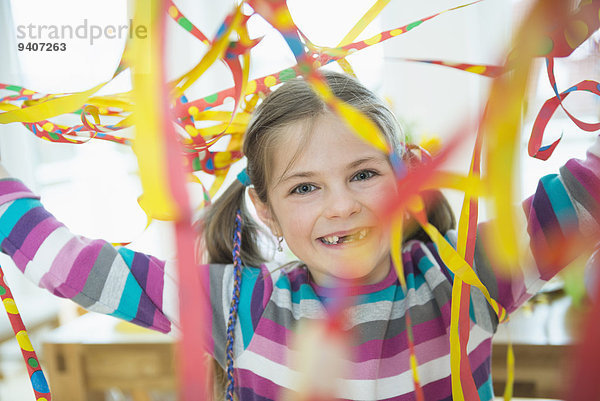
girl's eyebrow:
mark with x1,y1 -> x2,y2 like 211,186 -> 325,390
347,156 -> 387,169
277,171 -> 315,186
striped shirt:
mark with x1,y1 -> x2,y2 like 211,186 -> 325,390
0,142 -> 598,400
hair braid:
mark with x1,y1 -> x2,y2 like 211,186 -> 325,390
225,209 -> 243,401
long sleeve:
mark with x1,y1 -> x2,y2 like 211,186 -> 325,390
0,177 -> 276,363
472,137 -> 600,317
0,178 -> 178,333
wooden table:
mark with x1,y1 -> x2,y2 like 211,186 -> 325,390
492,293 -> 578,399
42,313 -> 176,401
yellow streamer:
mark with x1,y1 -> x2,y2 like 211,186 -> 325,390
334,0 -> 390,76
0,82 -> 105,124
504,342 -> 514,401
130,0 -> 180,221
309,78 -> 389,153
172,5 -> 243,97
421,222 -> 506,322
337,0 -> 391,47
450,278 -> 465,401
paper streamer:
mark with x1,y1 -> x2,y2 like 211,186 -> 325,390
527,57 -> 600,161
0,0 -> 598,400
0,265 -> 51,401
129,2 -> 209,401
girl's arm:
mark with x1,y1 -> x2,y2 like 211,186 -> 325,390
0,170 -> 274,363
472,136 -> 600,316
0,174 -> 179,333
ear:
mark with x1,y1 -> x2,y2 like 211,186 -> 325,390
248,188 -> 281,236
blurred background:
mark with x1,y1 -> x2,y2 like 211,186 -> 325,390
0,0 -> 598,400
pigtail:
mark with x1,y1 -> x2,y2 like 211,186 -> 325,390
224,209 -> 243,401
202,179 -> 266,267
201,176 -> 266,400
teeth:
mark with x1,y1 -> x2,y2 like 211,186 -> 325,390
322,235 -> 339,244
321,229 -> 368,245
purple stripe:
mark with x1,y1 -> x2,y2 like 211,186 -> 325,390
525,199 -> 553,280
260,264 -> 273,310
420,375 -> 452,401
472,356 -> 491,390
287,268 -> 310,293
237,368 -> 280,401
134,291 -> 157,327
250,273 -> 264,329
12,217 -> 62,273
7,206 -> 51,249
131,253 -> 149,291
531,181 -> 563,244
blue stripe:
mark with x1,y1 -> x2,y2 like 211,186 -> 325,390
357,285 -> 400,304
118,247 -> 135,266
540,174 -> 578,235
477,374 -> 494,401
113,274 -> 142,320
111,248 -> 142,320
239,267 -> 260,348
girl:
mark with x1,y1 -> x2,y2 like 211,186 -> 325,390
0,71 -> 598,401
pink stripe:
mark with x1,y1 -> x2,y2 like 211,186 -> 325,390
568,159 -> 600,205
350,331 -> 452,379
39,236 -> 101,297
246,332 -> 289,365
254,317 -> 288,346
13,217 -> 61,272
152,308 -> 171,333
146,255 -> 165,310
0,191 -> 40,204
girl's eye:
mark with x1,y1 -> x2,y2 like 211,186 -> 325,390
351,170 -> 377,181
291,183 -> 317,195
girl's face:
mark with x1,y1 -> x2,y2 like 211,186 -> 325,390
250,113 -> 398,286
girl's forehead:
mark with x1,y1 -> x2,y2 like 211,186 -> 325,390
269,114 -> 388,178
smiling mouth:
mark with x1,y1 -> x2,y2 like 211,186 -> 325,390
319,228 -> 370,245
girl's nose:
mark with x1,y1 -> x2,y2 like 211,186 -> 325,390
323,187 -> 361,219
